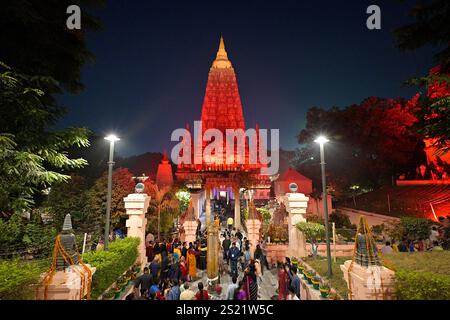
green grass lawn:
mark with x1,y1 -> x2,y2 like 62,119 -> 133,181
303,251 -> 450,299
383,251 -> 450,276
303,256 -> 350,299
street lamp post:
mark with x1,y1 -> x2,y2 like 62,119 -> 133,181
315,136 -> 332,277
104,134 -> 120,251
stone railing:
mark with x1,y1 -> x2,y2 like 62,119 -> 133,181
265,243 -> 288,266
267,243 -> 358,263
337,207 -> 399,228
306,243 -> 354,257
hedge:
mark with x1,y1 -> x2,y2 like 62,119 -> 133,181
395,269 -> 450,300
82,237 -> 139,299
0,259 -> 48,300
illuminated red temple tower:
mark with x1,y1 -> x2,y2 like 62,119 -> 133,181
201,36 -> 245,133
176,37 -> 270,231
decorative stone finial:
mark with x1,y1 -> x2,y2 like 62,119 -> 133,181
62,214 -> 73,231
135,182 -> 145,193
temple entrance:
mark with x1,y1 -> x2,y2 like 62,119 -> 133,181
211,187 -> 235,224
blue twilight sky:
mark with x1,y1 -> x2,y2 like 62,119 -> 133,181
58,0 -> 438,157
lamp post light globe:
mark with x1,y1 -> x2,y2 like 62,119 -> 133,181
104,134 -> 120,251
104,134 -> 120,142
314,136 -> 329,145
315,135 -> 332,277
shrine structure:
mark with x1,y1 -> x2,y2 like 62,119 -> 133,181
176,37 -> 271,285
155,150 -> 174,188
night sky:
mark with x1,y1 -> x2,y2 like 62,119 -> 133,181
58,0 -> 437,157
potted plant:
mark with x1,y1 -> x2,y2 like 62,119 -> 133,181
117,277 -> 128,292
319,283 -> 330,298
112,285 -> 122,299
298,263 -> 305,275
327,290 -> 338,300
311,276 -> 321,290
103,290 -> 115,300
306,271 -> 314,285
291,257 -> 298,268
302,270 -> 309,280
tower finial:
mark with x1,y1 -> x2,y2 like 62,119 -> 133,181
219,35 -> 225,52
212,35 -> 232,69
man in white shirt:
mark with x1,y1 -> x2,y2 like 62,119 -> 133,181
180,283 -> 196,300
227,276 -> 239,300
430,226 -> 439,243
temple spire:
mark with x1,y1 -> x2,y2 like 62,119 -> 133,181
218,35 -> 225,52
212,35 -> 232,69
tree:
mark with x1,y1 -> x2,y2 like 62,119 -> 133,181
85,168 -> 135,231
296,221 -> 325,242
0,0 -> 104,94
0,213 -> 56,256
394,0 -> 450,154
394,0 -> 450,71
0,64 -> 89,214
43,175 -> 98,233
385,217 -> 432,241
295,97 -> 423,197
145,183 -> 179,241
257,207 -> 271,235
405,69 -> 450,154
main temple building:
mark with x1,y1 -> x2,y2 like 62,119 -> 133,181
175,37 -> 271,229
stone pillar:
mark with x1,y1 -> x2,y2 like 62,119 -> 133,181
282,193 -> 309,258
191,191 -> 201,219
124,193 -> 150,267
340,260 -> 396,300
205,187 -> 211,226
234,186 -> 241,230
206,223 -> 220,287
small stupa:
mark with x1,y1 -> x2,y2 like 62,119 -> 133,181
36,214 -> 95,300
56,214 -> 78,270
340,216 -> 396,300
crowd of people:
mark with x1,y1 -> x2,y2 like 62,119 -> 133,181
128,236 -> 210,300
380,215 -> 450,254
127,220 -> 300,300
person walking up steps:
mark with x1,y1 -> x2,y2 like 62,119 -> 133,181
134,267 -> 153,298
187,242 -> 199,281
222,235 -> 231,264
229,242 -> 240,278
227,217 -> 234,231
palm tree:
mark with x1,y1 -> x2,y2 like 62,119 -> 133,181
147,183 -> 178,241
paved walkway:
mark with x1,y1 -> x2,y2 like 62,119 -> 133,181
190,261 -> 278,300
190,226 -> 278,300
